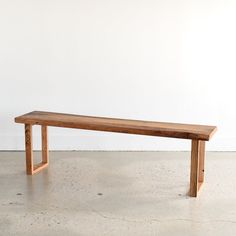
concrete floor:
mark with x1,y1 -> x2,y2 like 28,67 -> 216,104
0,151 -> 236,236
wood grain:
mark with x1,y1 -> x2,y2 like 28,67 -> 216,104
33,162 -> 49,174
190,140 -> 200,197
42,125 -> 48,164
25,124 -> 33,175
15,111 -> 217,141
189,140 -> 206,197
198,141 -> 205,183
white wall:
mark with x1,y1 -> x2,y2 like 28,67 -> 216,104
1,0 -> 236,151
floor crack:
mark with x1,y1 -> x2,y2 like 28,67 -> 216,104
89,207 -> 236,225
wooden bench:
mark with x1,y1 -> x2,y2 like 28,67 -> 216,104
15,111 -> 217,197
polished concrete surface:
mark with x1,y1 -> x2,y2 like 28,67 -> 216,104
0,151 -> 236,236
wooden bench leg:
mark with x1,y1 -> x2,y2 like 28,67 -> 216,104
25,124 -> 33,175
198,141 -> 205,183
42,125 -> 49,164
24,124 -> 49,175
189,140 -> 206,197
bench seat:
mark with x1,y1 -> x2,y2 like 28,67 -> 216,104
15,111 -> 217,197
15,111 -> 216,141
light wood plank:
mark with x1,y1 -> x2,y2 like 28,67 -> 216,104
198,181 -> 203,191
33,162 -> 49,174
190,140 -> 200,197
42,125 -> 49,164
198,141 -> 205,183
25,124 -> 33,175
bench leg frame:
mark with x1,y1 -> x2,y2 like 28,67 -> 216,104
24,125 -> 206,197
189,140 -> 205,197
25,124 -> 49,175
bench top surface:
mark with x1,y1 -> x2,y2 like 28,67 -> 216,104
15,111 -> 217,141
